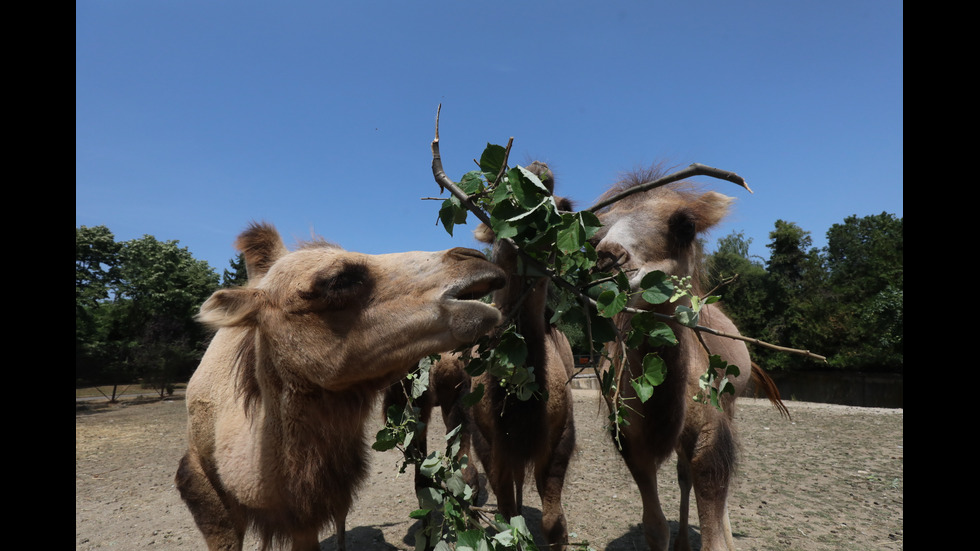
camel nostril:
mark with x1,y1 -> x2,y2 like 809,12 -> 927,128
446,247 -> 489,262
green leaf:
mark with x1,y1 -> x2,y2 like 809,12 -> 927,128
631,312 -> 677,347
479,144 -> 507,175
587,279 -> 620,300
438,197 -> 468,236
556,214 -> 586,254
419,452 -> 443,478
446,470 -> 468,497
597,289 -> 627,317
402,426 -> 417,448
459,170 -> 485,195
641,354 -> 667,386
495,331 -> 528,369
640,271 -> 673,304
457,530 -> 490,551
630,378 -> 655,403
416,486 -> 443,510
372,427 -> 399,451
518,164 -> 550,191
674,305 -> 699,327
492,530 -> 516,547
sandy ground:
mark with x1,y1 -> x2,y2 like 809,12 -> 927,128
76,389 -> 902,550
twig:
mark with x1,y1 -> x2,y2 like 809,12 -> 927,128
494,138 -> 514,185
587,163 -> 753,213
431,105 -> 494,228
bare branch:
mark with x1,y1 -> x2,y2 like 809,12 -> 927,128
692,324 -> 828,361
494,137 -> 514,186
587,163 -> 753,213
430,104 -> 493,228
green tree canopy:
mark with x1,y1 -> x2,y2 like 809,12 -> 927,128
705,214 -> 902,373
75,227 -> 220,389
823,212 -> 903,371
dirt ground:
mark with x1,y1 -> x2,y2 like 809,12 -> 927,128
76,389 -> 903,550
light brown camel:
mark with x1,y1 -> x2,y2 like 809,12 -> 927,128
175,222 -> 505,551
590,170 -> 788,551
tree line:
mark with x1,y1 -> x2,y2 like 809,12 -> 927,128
75,211 -> 902,394
75,225 -> 246,396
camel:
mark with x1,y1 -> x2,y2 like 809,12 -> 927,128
175,221 -> 506,551
384,161 -> 577,550
590,169 -> 788,551
467,161 -> 577,550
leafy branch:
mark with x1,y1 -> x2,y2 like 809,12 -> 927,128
379,106 -> 823,550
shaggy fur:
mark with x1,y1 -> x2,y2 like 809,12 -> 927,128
593,171 -> 788,551
175,222 -> 505,551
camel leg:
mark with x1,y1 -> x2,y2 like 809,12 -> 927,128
413,394 -> 433,492
690,474 -> 735,551
534,427 -> 574,550
490,466 -> 519,519
674,450 -> 694,551
687,426 -> 737,551
334,510 -> 347,551
290,529 -> 322,551
175,453 -> 246,551
513,464 -> 526,514
440,395 -> 479,495
623,457 -> 670,551
483,442 -> 520,520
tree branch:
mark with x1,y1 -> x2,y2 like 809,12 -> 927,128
587,163 -> 753,213
431,104 -> 494,228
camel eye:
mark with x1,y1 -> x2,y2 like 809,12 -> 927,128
301,263 -> 371,310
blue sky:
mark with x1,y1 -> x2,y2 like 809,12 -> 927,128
76,1 -> 903,274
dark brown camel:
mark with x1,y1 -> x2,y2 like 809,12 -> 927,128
385,161 -> 577,550
467,161 -> 577,550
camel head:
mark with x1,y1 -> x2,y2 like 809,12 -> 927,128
196,222 -> 506,390
592,176 -> 732,308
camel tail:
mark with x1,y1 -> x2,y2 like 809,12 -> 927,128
750,362 -> 791,420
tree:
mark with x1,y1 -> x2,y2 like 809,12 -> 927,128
823,213 -> 903,371
757,221 -> 828,371
221,253 -> 248,288
76,225 -> 121,308
705,231 -> 768,337
75,227 -> 220,392
116,235 -> 220,392
76,226 -> 123,385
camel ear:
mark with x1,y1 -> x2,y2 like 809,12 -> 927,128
197,288 -> 266,329
696,191 -> 734,230
235,222 -> 289,283
473,223 -> 495,244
